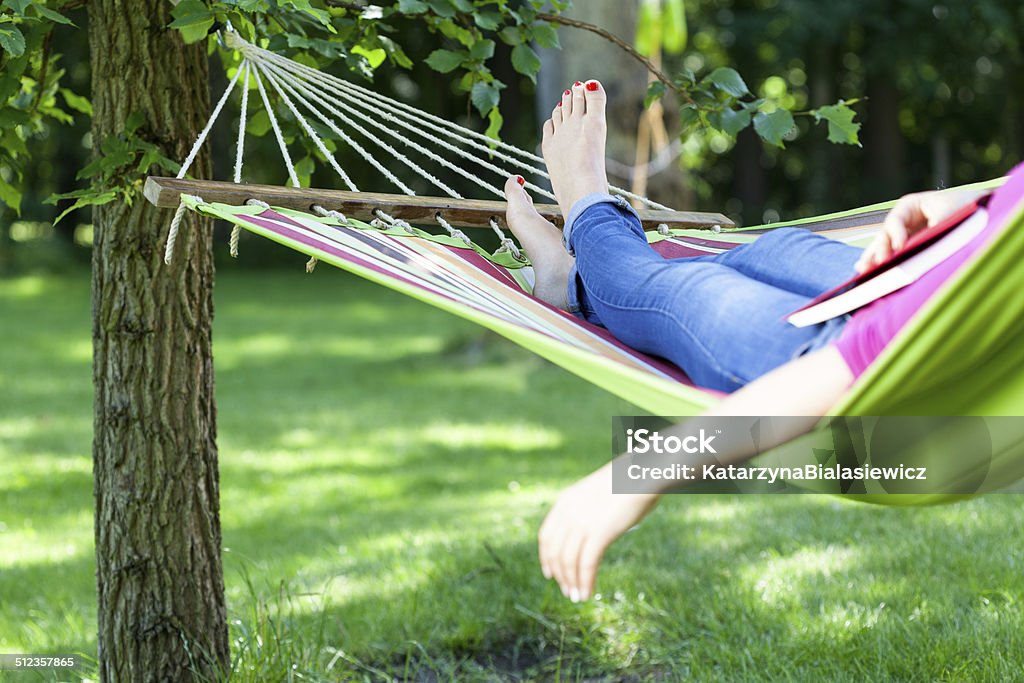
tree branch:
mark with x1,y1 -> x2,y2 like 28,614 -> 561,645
323,0 -> 366,10
30,30 -> 54,116
536,12 -> 693,106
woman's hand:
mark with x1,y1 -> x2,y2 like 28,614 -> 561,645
538,461 -> 659,602
855,189 -> 986,273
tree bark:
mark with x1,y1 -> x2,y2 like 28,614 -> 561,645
88,1 -> 228,680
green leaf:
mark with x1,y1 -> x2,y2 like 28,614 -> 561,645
644,81 -> 666,109
124,111 -> 145,134
705,67 -> 748,98
60,88 -> 92,116
426,0 -> 455,18
753,109 -> 795,148
497,26 -> 521,46
471,80 -> 502,115
51,189 -> 118,225
247,109 -> 271,137
0,176 -> 22,215
32,4 -> 74,25
678,106 -> 700,130
424,48 -> 465,73
379,36 -> 412,68
169,0 -> 215,44
532,23 -> 560,49
0,26 -> 26,58
294,155 -> 315,186
397,0 -> 429,14
1,0 -> 31,14
474,11 -> 502,30
352,45 -> 386,69
716,107 -> 752,137
814,103 -> 862,146
510,44 -> 540,83
485,106 -> 503,143
438,17 -> 475,47
468,38 -> 495,61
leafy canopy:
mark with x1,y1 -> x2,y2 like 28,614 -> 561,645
0,0 -> 861,218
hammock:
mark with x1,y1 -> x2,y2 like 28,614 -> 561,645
147,32 -> 1024,503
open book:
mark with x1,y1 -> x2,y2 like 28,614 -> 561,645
787,202 -> 990,328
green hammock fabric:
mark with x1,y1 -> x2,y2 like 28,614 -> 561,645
183,183 -> 1024,503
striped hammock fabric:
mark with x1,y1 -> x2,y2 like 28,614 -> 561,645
184,196 -> 885,417
182,180 -> 1024,503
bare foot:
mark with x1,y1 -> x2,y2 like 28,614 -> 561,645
504,175 -> 574,310
541,80 -> 610,224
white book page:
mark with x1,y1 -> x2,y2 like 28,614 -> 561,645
788,208 -> 989,328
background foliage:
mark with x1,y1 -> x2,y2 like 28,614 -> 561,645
1,0 -> 1022,251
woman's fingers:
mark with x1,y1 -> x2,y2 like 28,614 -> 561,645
575,538 -> 606,602
884,192 -> 928,248
857,192 -> 933,273
539,505 -> 572,596
560,531 -> 585,601
538,512 -> 556,580
855,233 -> 889,273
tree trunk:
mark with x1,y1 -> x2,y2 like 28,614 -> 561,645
863,79 -> 906,202
88,1 -> 228,680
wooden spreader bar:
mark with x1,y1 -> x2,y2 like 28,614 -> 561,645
144,177 -> 734,232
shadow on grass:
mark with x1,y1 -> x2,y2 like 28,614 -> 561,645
3,271 -> 1023,681
217,488 -> 1024,681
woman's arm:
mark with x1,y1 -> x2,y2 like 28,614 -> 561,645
537,346 -> 855,602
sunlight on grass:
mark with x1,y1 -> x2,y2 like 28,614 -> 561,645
743,545 -> 859,606
0,274 -> 49,300
407,421 -> 564,451
2,271 -> 1024,681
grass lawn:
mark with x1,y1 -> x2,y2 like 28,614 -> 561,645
1,267 -> 1022,682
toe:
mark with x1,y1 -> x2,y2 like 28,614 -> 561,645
583,80 -> 607,116
504,174 -> 532,203
571,81 -> 586,117
542,118 -> 554,141
551,102 -> 563,129
561,87 -> 574,116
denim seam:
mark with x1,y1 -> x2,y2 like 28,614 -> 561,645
581,287 -> 746,387
564,194 -> 641,256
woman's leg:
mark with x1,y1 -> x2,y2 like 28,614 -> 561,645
567,201 -> 834,391
503,79 -> 848,391
706,227 -> 861,297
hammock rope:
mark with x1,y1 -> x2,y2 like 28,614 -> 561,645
257,64 -> 366,192
229,62 -> 252,257
164,193 -> 204,263
155,30 -> 1024,503
163,28 -> 691,266
223,31 -> 673,209
252,67 -> 302,189
258,59 -> 472,199
255,52 -> 550,201
489,217 -> 523,260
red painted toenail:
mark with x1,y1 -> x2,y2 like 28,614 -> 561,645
557,102 -> 562,106
516,176 -> 525,186
564,89 -> 571,95
574,81 -> 582,86
586,81 -> 599,91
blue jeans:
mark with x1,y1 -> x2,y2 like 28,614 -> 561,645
564,194 -> 861,392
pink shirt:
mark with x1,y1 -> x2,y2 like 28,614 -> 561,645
834,162 -> 1024,377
